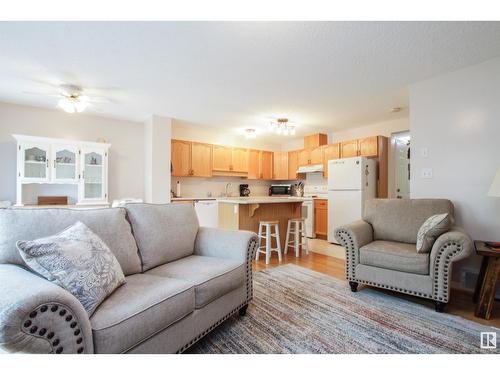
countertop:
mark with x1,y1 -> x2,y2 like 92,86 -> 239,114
171,197 -> 217,201
217,196 -> 309,204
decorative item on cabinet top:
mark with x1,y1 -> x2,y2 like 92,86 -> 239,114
12,134 -> 111,207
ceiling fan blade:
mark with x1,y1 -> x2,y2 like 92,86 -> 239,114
22,91 -> 62,98
85,97 -> 112,104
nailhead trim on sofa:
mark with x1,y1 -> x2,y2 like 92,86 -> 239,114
432,242 -> 462,303
21,303 -> 86,354
177,237 -> 258,353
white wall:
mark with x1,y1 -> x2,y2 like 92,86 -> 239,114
145,115 -> 172,203
329,117 -> 409,143
410,56 -> 500,283
0,101 -> 146,204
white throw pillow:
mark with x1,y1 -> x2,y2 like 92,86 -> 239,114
17,221 -> 125,315
416,213 -> 453,253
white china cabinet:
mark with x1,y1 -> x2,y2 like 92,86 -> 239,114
13,134 -> 111,206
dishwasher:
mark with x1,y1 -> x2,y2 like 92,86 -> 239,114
194,200 -> 219,228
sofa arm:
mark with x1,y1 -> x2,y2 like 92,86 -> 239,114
430,227 -> 473,303
194,227 -> 258,302
335,220 -> 373,279
0,264 -> 93,354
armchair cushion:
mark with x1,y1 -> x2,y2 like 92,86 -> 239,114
17,221 -> 126,316
90,273 -> 194,354
359,240 -> 429,275
147,255 -> 245,308
416,213 -> 453,253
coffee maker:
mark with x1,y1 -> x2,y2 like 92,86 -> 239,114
239,184 -> 250,197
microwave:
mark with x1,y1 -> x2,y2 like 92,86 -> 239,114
269,184 -> 292,196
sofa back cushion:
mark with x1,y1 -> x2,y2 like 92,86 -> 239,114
363,199 -> 454,244
124,203 -> 199,271
0,207 -> 142,275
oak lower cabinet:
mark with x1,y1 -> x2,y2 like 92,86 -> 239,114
322,143 -> 340,178
314,199 -> 328,238
273,151 -> 288,180
172,140 -> 212,177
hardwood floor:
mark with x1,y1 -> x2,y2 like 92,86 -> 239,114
253,252 -> 500,328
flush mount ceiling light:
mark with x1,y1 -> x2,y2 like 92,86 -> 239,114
244,128 -> 257,139
390,107 -> 402,113
268,118 -> 296,136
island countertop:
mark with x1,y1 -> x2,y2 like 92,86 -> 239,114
216,196 -> 310,204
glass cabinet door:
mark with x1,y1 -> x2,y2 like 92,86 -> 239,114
81,149 -> 106,201
22,144 -> 50,181
53,146 -> 78,183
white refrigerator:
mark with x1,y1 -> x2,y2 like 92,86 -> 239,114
327,156 -> 376,243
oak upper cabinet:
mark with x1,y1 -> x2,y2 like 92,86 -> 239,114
288,151 -> 298,179
340,139 -> 359,158
304,133 -> 327,149
358,136 -> 379,157
322,143 -> 340,177
310,147 -> 323,165
297,149 -> 310,166
314,199 -> 328,238
171,140 -> 192,177
212,145 -> 233,172
191,142 -> 212,177
231,148 -> 249,172
247,149 -> 260,179
260,151 -> 273,180
273,151 -> 288,180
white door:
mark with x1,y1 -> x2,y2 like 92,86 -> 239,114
79,148 -> 107,204
328,190 -> 363,244
395,139 -> 410,199
51,144 -> 79,184
20,143 -> 51,183
328,157 -> 362,190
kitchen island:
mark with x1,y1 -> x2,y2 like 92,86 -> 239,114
217,197 -> 306,248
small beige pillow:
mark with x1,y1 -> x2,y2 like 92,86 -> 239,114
416,213 -> 453,253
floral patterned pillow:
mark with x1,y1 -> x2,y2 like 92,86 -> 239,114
17,221 -> 125,316
416,213 -> 453,254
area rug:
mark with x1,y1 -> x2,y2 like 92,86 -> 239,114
188,264 -> 500,354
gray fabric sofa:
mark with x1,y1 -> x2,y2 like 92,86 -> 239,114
334,199 -> 473,312
0,203 -> 258,354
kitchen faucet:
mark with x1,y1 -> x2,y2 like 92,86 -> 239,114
225,183 -> 232,197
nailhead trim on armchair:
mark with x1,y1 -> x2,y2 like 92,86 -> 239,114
432,242 -> 462,303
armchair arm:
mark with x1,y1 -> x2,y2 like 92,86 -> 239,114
0,264 -> 93,354
430,227 -> 473,302
194,227 -> 258,302
335,220 -> 373,279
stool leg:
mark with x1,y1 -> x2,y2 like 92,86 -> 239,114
294,222 -> 300,257
256,223 -> 263,261
284,220 -> 291,254
302,221 -> 309,255
265,224 -> 271,265
275,224 -> 282,262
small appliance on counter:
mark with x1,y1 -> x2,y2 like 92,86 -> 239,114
239,184 -> 251,197
269,184 -> 292,196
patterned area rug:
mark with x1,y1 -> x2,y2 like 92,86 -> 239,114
189,264 -> 500,354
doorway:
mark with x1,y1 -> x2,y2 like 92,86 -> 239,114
391,131 -> 410,199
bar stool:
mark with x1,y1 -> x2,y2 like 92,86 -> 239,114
256,220 -> 282,265
284,218 -> 309,257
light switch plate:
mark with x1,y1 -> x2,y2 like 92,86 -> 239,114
421,168 -> 433,179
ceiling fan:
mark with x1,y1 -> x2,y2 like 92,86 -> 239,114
23,83 -> 111,114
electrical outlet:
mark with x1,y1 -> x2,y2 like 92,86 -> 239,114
421,168 -> 433,179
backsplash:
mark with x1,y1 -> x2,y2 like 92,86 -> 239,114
171,177 -> 273,198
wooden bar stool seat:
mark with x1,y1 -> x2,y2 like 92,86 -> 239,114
256,221 -> 282,265
285,218 -> 309,257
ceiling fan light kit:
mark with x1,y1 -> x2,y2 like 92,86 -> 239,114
268,118 -> 296,136
57,95 -> 89,113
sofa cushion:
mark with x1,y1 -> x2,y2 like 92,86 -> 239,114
125,203 -> 199,271
146,255 -> 245,308
416,213 -> 453,253
359,240 -> 429,275
17,221 -> 125,315
0,207 -> 141,275
363,199 -> 454,244
90,273 -> 194,354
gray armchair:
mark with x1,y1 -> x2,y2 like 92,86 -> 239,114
335,199 -> 473,312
